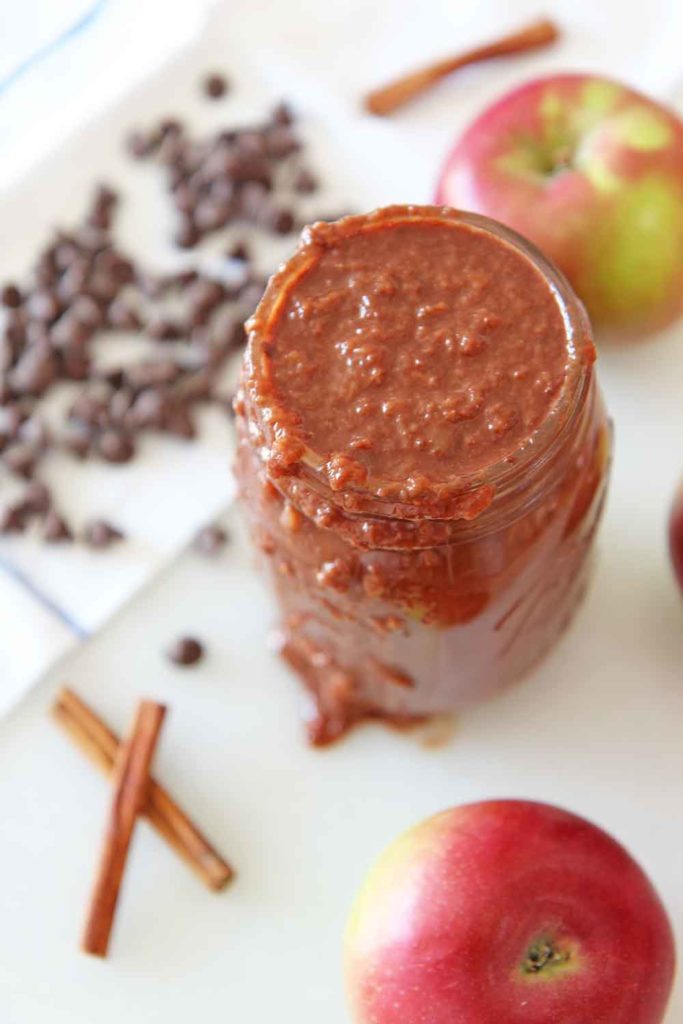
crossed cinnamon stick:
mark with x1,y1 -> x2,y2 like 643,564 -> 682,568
52,688 -> 234,957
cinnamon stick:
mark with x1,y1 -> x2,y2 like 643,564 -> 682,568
364,18 -> 560,116
81,700 -> 166,957
53,688 -> 233,892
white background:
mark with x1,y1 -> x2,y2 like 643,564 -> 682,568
0,1 -> 682,1021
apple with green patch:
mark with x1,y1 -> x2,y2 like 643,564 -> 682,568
345,800 -> 675,1024
436,74 -> 683,335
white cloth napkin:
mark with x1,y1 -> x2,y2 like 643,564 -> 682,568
1,0 -> 682,715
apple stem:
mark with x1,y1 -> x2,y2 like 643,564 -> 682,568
523,938 -> 570,975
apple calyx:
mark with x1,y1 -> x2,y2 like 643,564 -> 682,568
520,935 -> 577,979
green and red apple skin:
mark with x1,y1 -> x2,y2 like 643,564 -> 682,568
345,800 -> 675,1024
436,74 -> 683,335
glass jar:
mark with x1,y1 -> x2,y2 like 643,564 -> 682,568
235,206 -> 611,745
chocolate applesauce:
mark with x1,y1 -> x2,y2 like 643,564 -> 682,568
235,205 -> 610,744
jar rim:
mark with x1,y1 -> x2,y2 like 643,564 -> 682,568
243,204 -> 596,523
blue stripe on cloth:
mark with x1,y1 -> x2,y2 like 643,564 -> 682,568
0,557 -> 89,638
0,0 -> 108,96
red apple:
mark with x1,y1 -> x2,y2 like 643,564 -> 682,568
345,800 -> 675,1024
436,74 -> 683,335
669,480 -> 683,594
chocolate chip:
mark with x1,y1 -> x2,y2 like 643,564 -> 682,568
293,168 -> 318,194
43,510 -> 73,543
126,360 -> 179,390
69,392 -> 108,428
18,414 -> 50,450
21,481 -> 51,515
168,636 -> 204,665
60,346 -> 92,381
97,429 -> 135,464
8,343 -> 57,396
265,126 -> 300,160
26,289 -> 61,323
163,402 -> 196,439
127,130 -> 154,159
0,504 -> 26,534
3,443 -> 38,479
271,101 -> 294,126
228,240 -> 250,262
83,519 -> 124,548
2,284 -> 22,308
194,524 -> 228,555
57,261 -> 91,301
50,311 -> 93,349
130,388 -> 166,428
147,316 -> 184,342
108,388 -> 134,425
175,216 -> 200,249
269,207 -> 295,235
203,73 -> 228,99
60,424 -> 91,459
107,299 -> 142,330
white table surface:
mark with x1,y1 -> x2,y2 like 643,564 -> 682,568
1,1 -> 683,1021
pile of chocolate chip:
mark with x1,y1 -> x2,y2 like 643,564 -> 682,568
0,76 -> 326,546
127,96 -> 317,248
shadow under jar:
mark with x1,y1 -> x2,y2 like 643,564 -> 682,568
235,205 -> 611,745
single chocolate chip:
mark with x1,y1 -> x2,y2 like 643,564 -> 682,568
2,284 -> 22,308
168,636 -> 204,666
159,117 -> 184,138
88,270 -> 119,304
131,388 -> 166,428
60,346 -> 92,381
26,288 -> 61,323
94,184 -> 119,209
43,509 -> 73,543
97,429 -> 135,464
108,388 -> 134,425
194,524 -> 228,556
147,316 -> 184,342
271,101 -> 294,125
163,402 -> 196,439
60,424 -> 92,459
265,126 -> 300,160
22,481 -> 51,515
0,503 -> 26,534
293,168 -> 318,194
239,181 -> 270,221
228,240 -> 250,262
57,261 -> 91,301
107,299 -> 142,330
69,393 -> 109,428
194,200 -> 232,233
8,342 -> 57,396
203,73 -> 228,99
83,519 -> 125,548
175,216 -> 200,249
3,443 -> 38,479
127,130 -> 154,158
50,311 -> 93,349
269,207 -> 295,235
71,292 -> 105,327
18,414 -> 50,450
34,256 -> 58,287
87,204 -> 112,232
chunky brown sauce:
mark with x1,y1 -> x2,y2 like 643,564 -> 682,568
237,206 -> 610,745
269,220 -> 569,484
